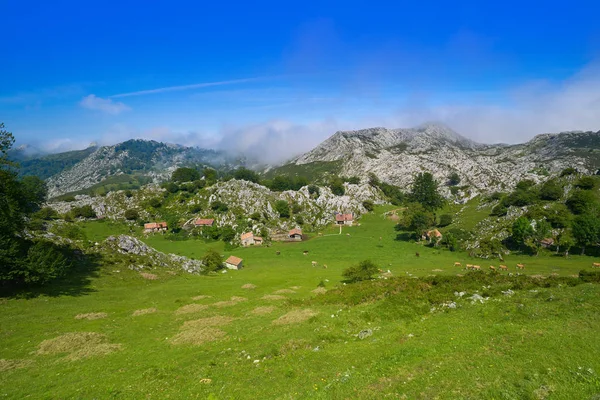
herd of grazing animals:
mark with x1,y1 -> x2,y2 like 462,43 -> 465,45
461,263 -> 523,271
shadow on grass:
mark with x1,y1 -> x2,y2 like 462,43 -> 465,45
1,252 -> 103,299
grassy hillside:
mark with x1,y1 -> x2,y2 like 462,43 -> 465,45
14,147 -> 97,180
2,207 -> 600,398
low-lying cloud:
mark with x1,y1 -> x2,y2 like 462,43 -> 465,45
79,94 -> 130,115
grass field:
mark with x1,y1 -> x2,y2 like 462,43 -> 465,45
2,207 -> 600,399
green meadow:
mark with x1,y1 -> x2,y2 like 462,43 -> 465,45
2,207 -> 600,399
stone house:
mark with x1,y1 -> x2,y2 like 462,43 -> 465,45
335,213 -> 354,226
194,218 -> 214,227
240,232 -> 255,247
144,222 -> 168,233
224,255 -> 243,270
289,228 -> 303,241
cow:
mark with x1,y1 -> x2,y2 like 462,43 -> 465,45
454,262 -> 462,267
311,261 -> 318,267
499,265 -> 508,271
489,265 -> 496,271
472,265 -> 481,271
592,263 -> 600,268
465,264 -> 473,270
323,264 -> 328,269
415,252 -> 420,257
516,263 -> 525,270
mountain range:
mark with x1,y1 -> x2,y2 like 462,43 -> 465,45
11,124 -> 600,198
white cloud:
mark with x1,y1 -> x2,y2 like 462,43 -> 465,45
79,94 -> 130,115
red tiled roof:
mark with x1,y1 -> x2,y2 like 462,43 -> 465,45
240,232 -> 254,240
289,228 -> 302,236
194,218 -> 214,226
225,256 -> 243,266
335,213 -> 353,222
254,236 -> 263,242
144,222 -> 167,229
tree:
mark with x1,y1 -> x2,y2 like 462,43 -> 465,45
438,214 -> 453,227
547,203 -> 572,229
35,207 -> 58,221
203,168 -> 218,185
442,232 -> 458,251
516,179 -> 536,190
71,205 -> 97,219
124,209 -> 139,220
572,214 -> 600,255
529,219 -> 552,256
345,176 -> 361,184
409,172 -> 445,211
329,178 -> 345,196
575,176 -> 596,190
202,248 -> 223,273
210,201 -> 229,213
148,197 -> 162,208
342,260 -> 379,283
566,190 -> 597,214
275,200 -> 290,218
410,210 -> 434,238
307,185 -> 320,197
220,226 -> 236,242
362,200 -> 374,212
20,176 -> 47,212
556,230 -> 575,257
539,179 -> 563,201
511,217 -> 533,247
448,172 -> 461,186
172,167 -> 200,183
22,241 -> 71,284
560,167 -> 578,177
234,167 -> 260,183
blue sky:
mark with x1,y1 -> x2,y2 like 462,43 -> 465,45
1,0 -> 600,161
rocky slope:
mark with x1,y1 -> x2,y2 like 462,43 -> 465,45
49,179 -> 386,234
286,124 -> 600,196
44,139 -> 231,198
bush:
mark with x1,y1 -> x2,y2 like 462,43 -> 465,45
307,185 -> 320,196
295,215 -> 304,225
22,240 -> 73,284
202,249 -> 223,273
516,179 -> 536,190
342,260 -> 379,283
539,179 -> 563,200
210,201 -> 229,213
172,167 -> 200,183
329,178 -> 345,196
560,167 -> 578,176
345,176 -> 361,184
124,209 -> 139,221
233,167 -> 260,183
71,205 -> 97,219
147,197 -> 162,208
448,172 -> 461,186
438,214 -> 453,227
575,176 -> 596,190
220,226 -> 236,243
189,204 -> 202,213
51,223 -> 87,241
362,200 -> 374,212
35,207 -> 58,220
566,190 -> 597,214
275,200 -> 290,218
250,212 -> 261,221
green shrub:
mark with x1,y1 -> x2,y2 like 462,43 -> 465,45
342,260 -> 379,283
210,201 -> 229,213
438,214 -> 453,227
124,209 -> 139,220
71,205 -> 97,219
202,249 -> 223,273
575,176 -> 596,190
172,167 -> 200,183
147,197 -> 162,208
275,200 -> 290,218
362,200 -> 375,212
307,185 -> 320,196
35,207 -> 58,220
